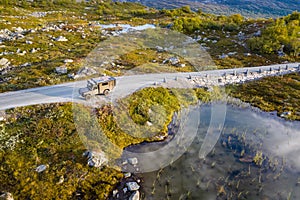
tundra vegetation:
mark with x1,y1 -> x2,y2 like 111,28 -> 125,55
0,1 -> 298,92
0,103 -> 123,199
228,72 -> 300,120
0,0 -> 300,199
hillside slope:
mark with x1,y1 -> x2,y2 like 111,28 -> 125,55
124,0 -> 299,18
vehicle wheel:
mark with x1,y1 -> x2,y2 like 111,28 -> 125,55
103,89 -> 109,96
85,95 -> 91,100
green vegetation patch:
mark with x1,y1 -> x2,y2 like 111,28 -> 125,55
117,48 -> 195,72
0,103 -> 123,199
247,12 -> 300,58
96,87 -> 200,145
227,73 -> 300,120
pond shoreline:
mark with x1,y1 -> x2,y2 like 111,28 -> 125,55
110,99 -> 300,199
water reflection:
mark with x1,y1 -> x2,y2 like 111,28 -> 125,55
132,105 -> 300,199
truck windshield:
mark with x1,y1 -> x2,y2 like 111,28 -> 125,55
87,81 -> 95,91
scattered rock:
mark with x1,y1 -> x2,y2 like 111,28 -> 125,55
254,30 -> 261,36
18,50 -> 26,56
163,57 -> 180,65
26,40 -> 33,44
169,57 -> 180,65
112,190 -> 118,197
30,48 -> 37,53
0,28 -> 27,42
238,31 -> 245,40
55,36 -> 68,42
122,160 -> 128,165
36,164 -> 47,173
278,51 -> 285,57
57,176 -> 64,184
129,191 -> 140,200
30,11 -> 66,18
13,27 -> 23,33
228,52 -> 237,56
0,58 -> 10,67
0,192 -> 14,200
55,66 -> 68,74
280,111 -> 292,118
124,172 -> 131,178
218,53 -> 228,59
83,150 -> 108,168
156,46 -> 164,52
64,59 -> 73,63
126,182 -> 140,191
0,111 -> 6,121
20,62 -> 31,67
146,121 -> 153,126
76,67 -> 97,78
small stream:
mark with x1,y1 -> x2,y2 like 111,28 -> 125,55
123,104 -> 300,199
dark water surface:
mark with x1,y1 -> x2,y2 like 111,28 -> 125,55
129,104 -> 300,200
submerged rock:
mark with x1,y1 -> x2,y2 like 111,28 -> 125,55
124,172 -> 131,178
128,157 -> 138,165
112,190 -> 118,197
126,182 -> 140,191
129,191 -> 140,200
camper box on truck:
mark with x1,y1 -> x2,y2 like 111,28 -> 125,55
79,76 -> 116,100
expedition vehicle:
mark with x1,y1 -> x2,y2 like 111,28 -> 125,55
79,76 -> 116,100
